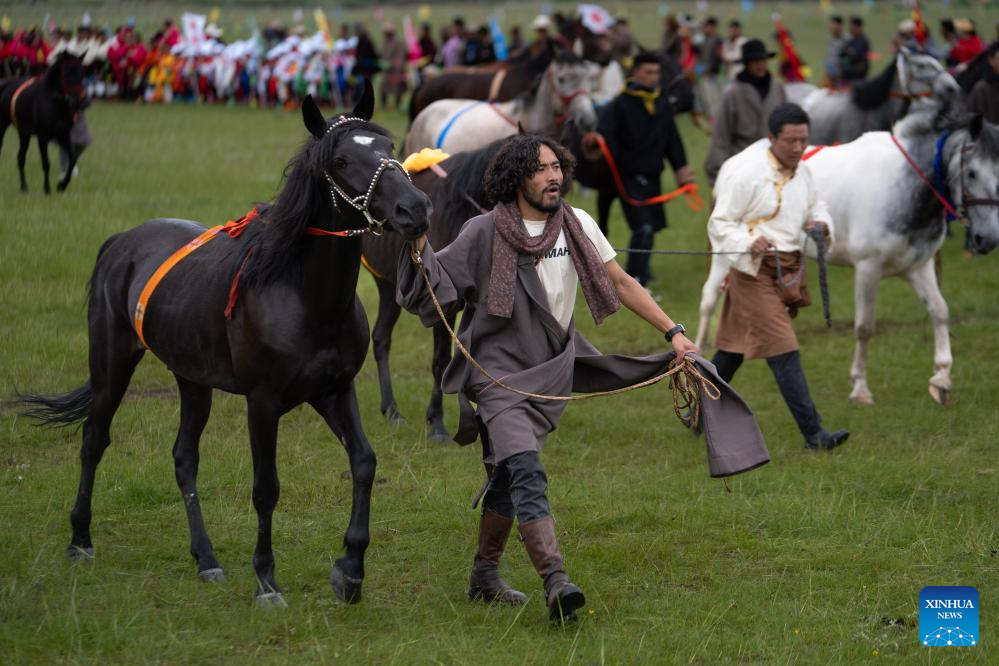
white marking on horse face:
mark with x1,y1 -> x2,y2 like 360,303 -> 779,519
353,135 -> 375,146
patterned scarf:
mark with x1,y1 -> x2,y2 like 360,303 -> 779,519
488,200 -> 620,324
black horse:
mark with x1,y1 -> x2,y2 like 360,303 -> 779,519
361,139 -> 505,441
0,52 -> 86,193
20,85 -> 431,607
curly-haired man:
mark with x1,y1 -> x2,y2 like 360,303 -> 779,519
396,134 -> 708,623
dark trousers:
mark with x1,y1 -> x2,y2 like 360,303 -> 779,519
712,349 -> 822,437
481,451 -> 551,524
621,172 -> 666,287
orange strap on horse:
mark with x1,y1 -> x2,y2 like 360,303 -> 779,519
594,134 -> 704,211
133,209 -> 260,348
9,78 -> 37,129
133,208 -> 366,348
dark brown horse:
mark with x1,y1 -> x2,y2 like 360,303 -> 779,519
361,139 -> 506,441
0,52 -> 86,193
408,43 -> 555,123
20,84 -> 431,608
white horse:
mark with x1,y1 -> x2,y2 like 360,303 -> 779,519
695,111 -> 999,405
801,48 -> 961,146
404,53 -> 597,155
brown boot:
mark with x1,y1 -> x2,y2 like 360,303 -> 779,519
519,515 -> 585,623
467,511 -> 528,605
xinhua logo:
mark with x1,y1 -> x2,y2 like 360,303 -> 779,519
920,586 -> 979,647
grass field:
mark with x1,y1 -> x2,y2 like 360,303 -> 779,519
2,4 -> 998,665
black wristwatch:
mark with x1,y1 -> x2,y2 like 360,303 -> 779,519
665,323 -> 686,343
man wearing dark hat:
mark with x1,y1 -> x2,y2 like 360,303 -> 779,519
705,38 -> 786,184
594,51 -> 696,289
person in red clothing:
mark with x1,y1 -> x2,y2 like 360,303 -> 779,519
950,18 -> 983,67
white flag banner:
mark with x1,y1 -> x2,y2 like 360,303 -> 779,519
578,4 -> 614,34
182,12 -> 207,46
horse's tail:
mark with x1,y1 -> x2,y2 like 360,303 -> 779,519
19,382 -> 92,427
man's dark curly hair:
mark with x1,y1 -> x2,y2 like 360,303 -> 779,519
483,134 -> 576,206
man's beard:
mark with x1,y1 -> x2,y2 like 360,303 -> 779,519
523,185 -> 562,214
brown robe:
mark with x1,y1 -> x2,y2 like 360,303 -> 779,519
397,211 -> 769,477
715,252 -> 810,360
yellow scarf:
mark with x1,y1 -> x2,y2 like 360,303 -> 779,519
623,81 -> 662,115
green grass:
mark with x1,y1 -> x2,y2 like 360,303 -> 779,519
2,5 -> 999,664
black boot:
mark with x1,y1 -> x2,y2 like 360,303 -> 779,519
467,511 -> 528,605
519,515 -> 585,624
805,428 -> 850,450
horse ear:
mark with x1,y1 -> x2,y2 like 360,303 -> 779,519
352,80 -> 375,121
898,45 -> 912,59
970,114 -> 983,140
302,94 -> 327,139
517,121 -> 527,135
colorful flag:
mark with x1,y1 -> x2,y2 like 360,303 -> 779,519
403,15 -> 422,62
578,4 -> 614,35
182,13 -> 207,46
314,8 -> 333,48
489,17 -> 508,61
910,0 -> 928,46
773,15 -> 805,82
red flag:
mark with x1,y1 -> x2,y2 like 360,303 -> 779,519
910,0 -> 928,46
773,15 -> 804,83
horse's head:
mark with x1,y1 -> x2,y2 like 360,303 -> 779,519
898,48 -> 961,102
953,116 -> 999,255
45,52 -> 87,111
301,83 -> 430,241
547,52 -> 597,133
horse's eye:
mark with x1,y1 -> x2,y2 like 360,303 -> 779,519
968,170 -> 976,180
558,77 -> 567,85
333,157 -> 349,169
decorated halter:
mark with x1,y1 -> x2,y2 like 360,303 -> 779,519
546,68 -> 590,125
321,116 -> 412,235
894,52 -> 944,100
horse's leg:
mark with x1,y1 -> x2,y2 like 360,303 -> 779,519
56,133 -> 77,192
69,306 -> 144,559
246,394 -> 286,608
427,314 -> 455,443
37,136 -> 51,194
904,258 -> 952,405
848,260 -> 881,405
16,131 -> 30,192
694,256 -> 729,350
172,375 -> 225,581
311,383 -> 374,604
371,277 -> 405,424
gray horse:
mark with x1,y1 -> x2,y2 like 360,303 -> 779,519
798,49 -> 961,145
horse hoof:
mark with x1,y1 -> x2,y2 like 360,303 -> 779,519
928,384 -> 952,406
382,406 -> 406,425
429,430 -> 451,444
67,545 -> 94,561
330,564 -> 363,604
198,567 -> 226,583
849,392 -> 874,406
255,592 -> 288,609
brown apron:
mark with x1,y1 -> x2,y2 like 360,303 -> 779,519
715,252 -> 810,360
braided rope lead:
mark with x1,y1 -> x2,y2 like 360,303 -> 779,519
410,246 -> 721,428
806,226 -> 832,328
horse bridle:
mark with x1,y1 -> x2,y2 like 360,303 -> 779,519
894,53 -> 945,100
321,116 -> 411,235
958,139 -> 999,217
547,68 -> 589,124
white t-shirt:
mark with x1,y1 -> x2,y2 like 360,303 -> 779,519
523,207 -> 617,332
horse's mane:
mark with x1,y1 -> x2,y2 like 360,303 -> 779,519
851,56 -> 898,110
895,106 -> 999,161
437,138 -> 507,213
239,118 -> 392,286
